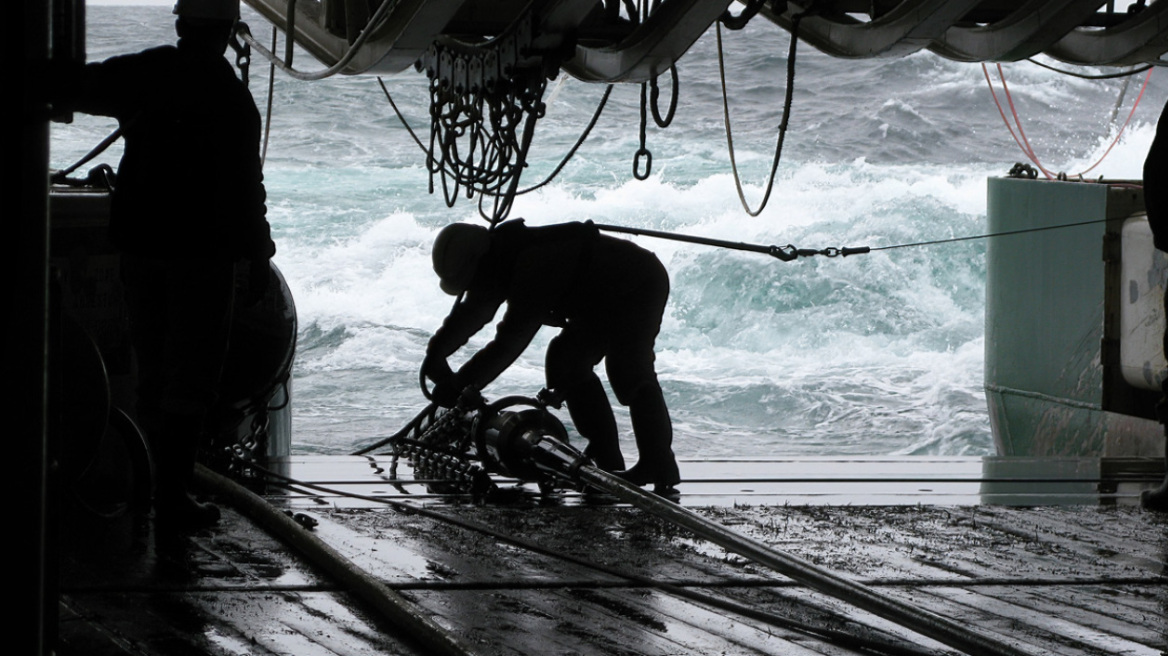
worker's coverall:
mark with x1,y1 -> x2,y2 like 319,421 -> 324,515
425,220 -> 680,486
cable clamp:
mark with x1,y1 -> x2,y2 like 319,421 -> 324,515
769,244 -> 798,261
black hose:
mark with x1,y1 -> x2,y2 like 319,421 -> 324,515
194,464 -> 479,656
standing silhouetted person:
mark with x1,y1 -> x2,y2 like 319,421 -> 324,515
424,220 -> 681,499
55,0 -> 275,530
1142,101 -> 1168,512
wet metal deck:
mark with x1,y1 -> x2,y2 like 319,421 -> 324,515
57,456 -> 1168,655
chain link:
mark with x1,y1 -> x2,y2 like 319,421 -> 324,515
210,410 -> 270,485
390,406 -> 494,496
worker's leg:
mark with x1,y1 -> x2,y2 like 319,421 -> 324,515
123,256 -> 233,531
608,254 -> 678,490
1142,434 -> 1168,511
622,382 -> 680,488
1145,315 -> 1168,511
546,328 -> 625,471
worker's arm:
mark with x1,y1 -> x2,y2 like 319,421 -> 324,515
451,303 -> 543,393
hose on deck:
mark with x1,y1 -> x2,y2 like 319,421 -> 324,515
194,464 -> 480,656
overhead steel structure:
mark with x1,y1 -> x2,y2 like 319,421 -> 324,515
240,0 -> 1168,83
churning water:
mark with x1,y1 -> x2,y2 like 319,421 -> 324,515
51,5 -> 1168,458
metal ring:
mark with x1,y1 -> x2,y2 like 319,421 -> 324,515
633,147 -> 652,180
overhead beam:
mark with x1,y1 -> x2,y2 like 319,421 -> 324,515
243,0 -> 466,74
928,0 -> 1105,62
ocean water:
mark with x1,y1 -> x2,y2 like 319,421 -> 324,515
52,5 -> 1168,459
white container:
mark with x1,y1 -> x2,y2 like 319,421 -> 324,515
1120,215 -> 1168,391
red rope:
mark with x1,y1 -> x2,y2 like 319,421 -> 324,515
982,63 -> 1153,180
1079,67 -> 1151,176
997,64 -> 1056,178
982,64 -> 1028,162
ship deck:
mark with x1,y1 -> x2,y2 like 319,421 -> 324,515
57,456 -> 1168,656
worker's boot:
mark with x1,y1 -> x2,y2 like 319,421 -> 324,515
621,388 -> 681,501
1141,446 -> 1168,512
1144,395 -> 1168,512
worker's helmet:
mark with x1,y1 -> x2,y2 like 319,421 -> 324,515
432,223 -> 490,295
173,0 -> 239,21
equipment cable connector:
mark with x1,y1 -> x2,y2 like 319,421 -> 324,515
770,244 -> 872,261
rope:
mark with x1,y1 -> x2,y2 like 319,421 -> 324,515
597,212 -> 1133,262
717,14 -> 802,217
983,63 -> 1153,180
351,401 -> 438,455
649,65 -> 678,128
418,32 -> 552,225
376,77 -> 615,200
1080,68 -> 1151,176
515,84 -> 614,195
868,215 -> 1125,253
376,77 -> 428,152
260,25 -> 277,167
1026,58 -> 1153,80
983,63 -> 1053,179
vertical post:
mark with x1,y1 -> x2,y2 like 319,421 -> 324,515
14,1 -> 55,653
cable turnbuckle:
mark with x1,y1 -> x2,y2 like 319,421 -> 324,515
770,244 -> 871,261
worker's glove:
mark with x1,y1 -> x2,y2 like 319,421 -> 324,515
422,354 -> 453,384
422,353 -> 458,407
430,381 -> 461,408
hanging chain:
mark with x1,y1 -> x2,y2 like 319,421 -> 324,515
229,21 -> 252,86
209,410 -> 270,486
634,81 -> 653,180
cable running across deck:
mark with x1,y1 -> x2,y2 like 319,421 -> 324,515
216,448 -> 1046,656
206,462 -> 942,656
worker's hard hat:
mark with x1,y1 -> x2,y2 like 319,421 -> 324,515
432,223 -> 490,295
173,0 -> 239,21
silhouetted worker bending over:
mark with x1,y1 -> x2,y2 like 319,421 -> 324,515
55,0 -> 275,530
1142,100 -> 1168,512
424,220 -> 682,499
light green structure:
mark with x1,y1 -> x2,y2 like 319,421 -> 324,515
985,176 -> 1164,458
